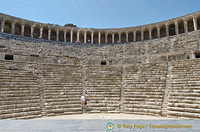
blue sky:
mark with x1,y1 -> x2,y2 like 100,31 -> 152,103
0,0 -> 200,29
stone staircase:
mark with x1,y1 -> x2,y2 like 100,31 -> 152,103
123,63 -> 167,116
0,60 -> 41,119
84,66 -> 121,113
40,64 -> 82,116
167,59 -> 200,119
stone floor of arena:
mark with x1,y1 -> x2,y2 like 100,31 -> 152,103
37,113 -> 178,120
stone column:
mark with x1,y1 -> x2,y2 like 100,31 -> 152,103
157,26 -> 160,38
70,30 -> 73,43
193,16 -> 198,31
40,26 -> 43,38
175,21 -> 179,35
48,28 -> 51,40
56,28 -> 59,41
31,25 -> 34,38
119,32 -> 121,42
141,30 -> 144,41
11,21 -> 15,34
98,32 -> 101,44
133,30 -> 136,41
64,29 -> 66,42
77,30 -> 79,42
21,21 -> 24,36
184,19 -> 188,33
149,28 -> 152,39
91,32 -> 94,44
1,18 -> 5,32
112,33 -> 114,43
84,31 -> 86,43
165,23 -> 169,36
126,32 -> 128,42
105,32 -> 108,43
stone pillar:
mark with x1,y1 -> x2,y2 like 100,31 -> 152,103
91,32 -> 94,44
175,21 -> 179,35
112,33 -> 114,43
48,28 -> 51,40
21,22 -> 24,36
77,30 -> 79,42
141,30 -> 144,41
105,32 -> 108,43
134,31 -> 136,41
157,26 -> 160,38
193,16 -> 198,31
70,30 -> 73,43
98,32 -> 101,44
40,27 -> 43,38
119,32 -> 121,42
31,25 -> 34,38
184,19 -> 188,33
126,32 -> 128,42
56,28 -> 59,41
1,18 -> 5,32
84,31 -> 86,43
64,29 -> 66,42
149,28 -> 152,39
165,24 -> 169,36
11,21 -> 15,34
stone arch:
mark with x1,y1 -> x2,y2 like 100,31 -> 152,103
107,32 -> 112,43
42,26 -> 48,40
151,27 -> 158,39
72,30 -> 77,43
128,31 -> 133,42
50,27 -> 56,41
86,31 -> 91,43
59,29 -> 64,42
24,23 -> 31,37
79,30 -> 84,43
100,32 -> 105,43
93,31 -> 98,44
178,19 -> 185,34
33,24 -> 40,39
4,20 -> 12,34
143,29 -> 149,40
66,29 -> 71,42
121,32 -> 126,43
14,21 -> 21,35
114,32 -> 119,43
168,22 -> 175,36
136,30 -> 141,41
197,16 -> 200,30
187,18 -> 194,32
160,24 -> 166,38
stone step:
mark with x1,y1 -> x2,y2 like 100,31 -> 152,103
167,111 -> 200,118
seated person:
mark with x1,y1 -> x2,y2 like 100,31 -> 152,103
80,95 -> 87,106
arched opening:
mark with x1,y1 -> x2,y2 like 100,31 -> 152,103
178,20 -> 185,34
33,25 -> 40,39
42,26 -> 48,40
24,23 -> 31,37
73,30 -> 77,43
136,30 -> 141,41
100,32 -> 105,43
93,32 -> 98,44
14,22 -> 21,35
143,29 -> 149,40
160,25 -> 166,38
86,31 -> 91,43
107,33 -> 112,43
152,27 -> 158,39
187,18 -> 194,32
79,30 -> 84,43
66,30 -> 70,42
59,30 -> 64,42
197,16 -> 200,30
128,32 -> 133,42
4,20 -> 11,34
114,33 -> 119,43
50,28 -> 56,41
169,23 -> 175,36
121,32 -> 126,43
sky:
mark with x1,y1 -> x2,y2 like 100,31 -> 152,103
0,0 -> 200,29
